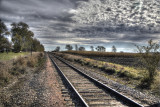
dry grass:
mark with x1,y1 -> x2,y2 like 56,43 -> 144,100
0,52 -> 46,107
56,53 -> 144,79
0,52 -> 45,88
13,52 -> 44,68
27,57 -> 37,67
0,62 -> 12,87
151,73 -> 160,97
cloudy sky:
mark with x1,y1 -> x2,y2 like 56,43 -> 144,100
0,0 -> 160,52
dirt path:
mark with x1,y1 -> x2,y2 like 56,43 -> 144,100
0,55 -> 65,107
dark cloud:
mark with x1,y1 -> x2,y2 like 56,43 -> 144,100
0,0 -> 160,51
0,0 -> 76,21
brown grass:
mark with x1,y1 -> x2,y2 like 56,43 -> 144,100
151,73 -> 160,97
0,52 -> 46,107
55,53 -> 144,80
0,62 -> 12,87
0,52 -> 45,87
27,57 -> 37,67
61,50 -> 140,58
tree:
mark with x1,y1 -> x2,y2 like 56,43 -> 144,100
54,46 -> 60,52
0,36 -> 11,53
0,19 -> 11,53
0,19 -> 8,37
136,39 -> 160,88
90,46 -> 94,51
11,22 -> 34,52
65,44 -> 73,51
96,46 -> 106,52
12,33 -> 22,52
112,45 -> 117,52
32,38 -> 44,52
79,46 -> 85,51
23,31 -> 34,51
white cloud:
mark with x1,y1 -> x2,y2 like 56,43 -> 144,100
56,40 -> 80,44
68,9 -> 78,14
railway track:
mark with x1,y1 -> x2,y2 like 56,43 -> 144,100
49,54 -> 144,107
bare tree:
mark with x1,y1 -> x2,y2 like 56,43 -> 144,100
136,39 -> 160,87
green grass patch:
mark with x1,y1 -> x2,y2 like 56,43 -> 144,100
0,52 -> 29,61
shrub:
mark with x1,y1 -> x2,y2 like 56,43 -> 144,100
15,57 -> 27,65
27,52 -> 45,68
136,39 -> 160,88
27,57 -> 37,67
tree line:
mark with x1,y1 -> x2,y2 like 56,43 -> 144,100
53,44 -> 117,52
0,19 -> 44,53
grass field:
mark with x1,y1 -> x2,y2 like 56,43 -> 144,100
0,52 -> 29,61
62,51 -> 140,57
56,52 -> 144,79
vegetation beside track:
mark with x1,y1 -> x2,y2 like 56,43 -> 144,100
56,52 -> 144,79
54,52 -> 160,97
0,52 -> 46,87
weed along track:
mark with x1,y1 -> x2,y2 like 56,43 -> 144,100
49,54 -> 143,107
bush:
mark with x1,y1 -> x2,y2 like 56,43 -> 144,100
27,53 -> 45,67
136,39 -> 160,88
13,56 -> 27,66
27,57 -> 37,67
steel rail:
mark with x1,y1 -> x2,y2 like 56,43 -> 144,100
53,54 -> 144,107
49,55 -> 89,107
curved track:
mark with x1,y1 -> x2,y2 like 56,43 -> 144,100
49,54 -> 144,107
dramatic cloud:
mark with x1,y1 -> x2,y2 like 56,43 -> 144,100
0,0 -> 160,52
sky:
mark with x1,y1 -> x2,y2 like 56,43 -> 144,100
0,0 -> 160,52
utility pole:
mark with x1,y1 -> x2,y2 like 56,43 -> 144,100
31,44 -> 32,56
75,44 -> 78,51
